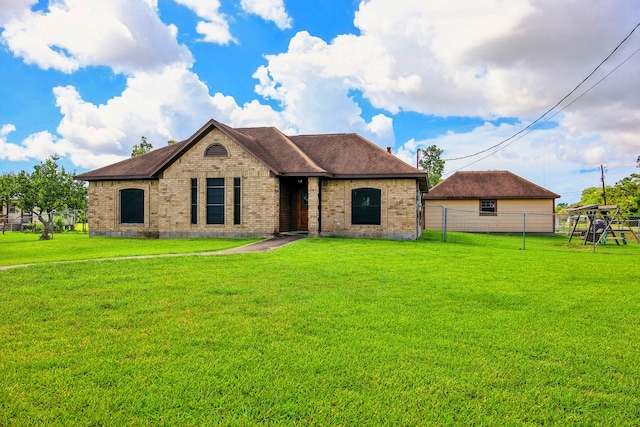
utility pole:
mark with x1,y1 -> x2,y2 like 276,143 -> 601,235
600,165 -> 607,205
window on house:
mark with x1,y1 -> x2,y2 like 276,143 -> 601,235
120,189 -> 144,223
352,188 -> 381,225
191,178 -> 198,224
205,143 -> 229,157
206,178 -> 225,224
480,199 -> 497,215
233,177 -> 241,225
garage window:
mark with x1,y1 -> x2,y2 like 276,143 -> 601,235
480,199 -> 497,216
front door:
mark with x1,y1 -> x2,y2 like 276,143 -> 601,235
296,184 -> 308,231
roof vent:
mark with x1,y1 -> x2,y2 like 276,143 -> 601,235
205,143 -> 229,157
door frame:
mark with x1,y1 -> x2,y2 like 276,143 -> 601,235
278,177 -> 309,232
295,178 -> 309,231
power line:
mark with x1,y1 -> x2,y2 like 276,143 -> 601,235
442,20 -> 640,163
446,45 -> 640,174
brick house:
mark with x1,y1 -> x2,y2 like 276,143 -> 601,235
75,119 -> 428,240
422,171 -> 560,233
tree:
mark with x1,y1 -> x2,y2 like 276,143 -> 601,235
577,178 -> 639,217
131,136 -> 153,157
14,156 -> 84,240
418,145 -> 445,188
0,172 -> 19,234
69,178 -> 88,211
555,202 -> 568,213
578,186 -> 607,206
610,176 -> 639,216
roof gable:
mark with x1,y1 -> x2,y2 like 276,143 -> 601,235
74,119 -> 281,181
75,119 -> 427,186
424,171 -> 559,199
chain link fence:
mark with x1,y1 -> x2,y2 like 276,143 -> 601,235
423,205 -> 639,250
1,209 -> 88,234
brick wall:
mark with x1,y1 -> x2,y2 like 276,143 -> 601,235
308,177 -> 319,236
88,180 -> 160,238
158,129 -> 279,238
319,178 -> 421,240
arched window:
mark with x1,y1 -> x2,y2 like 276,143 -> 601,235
204,143 -> 229,157
351,188 -> 381,225
120,189 -> 144,224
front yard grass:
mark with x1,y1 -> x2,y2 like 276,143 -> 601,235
0,231 -> 259,267
1,234 -> 639,425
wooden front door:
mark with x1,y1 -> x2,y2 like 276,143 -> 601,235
296,185 -> 308,231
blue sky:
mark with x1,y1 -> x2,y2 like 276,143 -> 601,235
1,0 -> 639,204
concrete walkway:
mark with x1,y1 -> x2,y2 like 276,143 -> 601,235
216,233 -> 305,254
0,234 -> 305,271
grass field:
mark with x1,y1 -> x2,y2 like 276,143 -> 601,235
0,232 -> 259,267
1,232 -> 639,425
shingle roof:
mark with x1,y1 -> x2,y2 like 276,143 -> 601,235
289,133 -> 424,178
234,126 -> 326,176
75,119 -> 427,188
72,141 -> 188,181
423,171 -> 559,200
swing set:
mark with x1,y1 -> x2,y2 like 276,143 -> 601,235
566,204 -> 639,247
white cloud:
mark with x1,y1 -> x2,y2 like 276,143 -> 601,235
50,66 -> 285,170
240,0 -> 292,30
366,114 -> 394,145
172,0 -> 236,44
0,124 -> 28,161
255,0 -> 640,129
1,124 -> 16,136
210,93 -> 287,129
21,131 -> 62,160
0,0 -> 35,25
0,124 -> 61,163
344,0 -> 640,120
253,31 -> 397,143
1,0 -> 192,74
252,3 -> 536,142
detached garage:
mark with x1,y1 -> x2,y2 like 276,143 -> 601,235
423,171 -> 560,233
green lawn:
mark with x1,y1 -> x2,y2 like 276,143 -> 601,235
0,232 -> 259,267
1,233 -> 639,425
